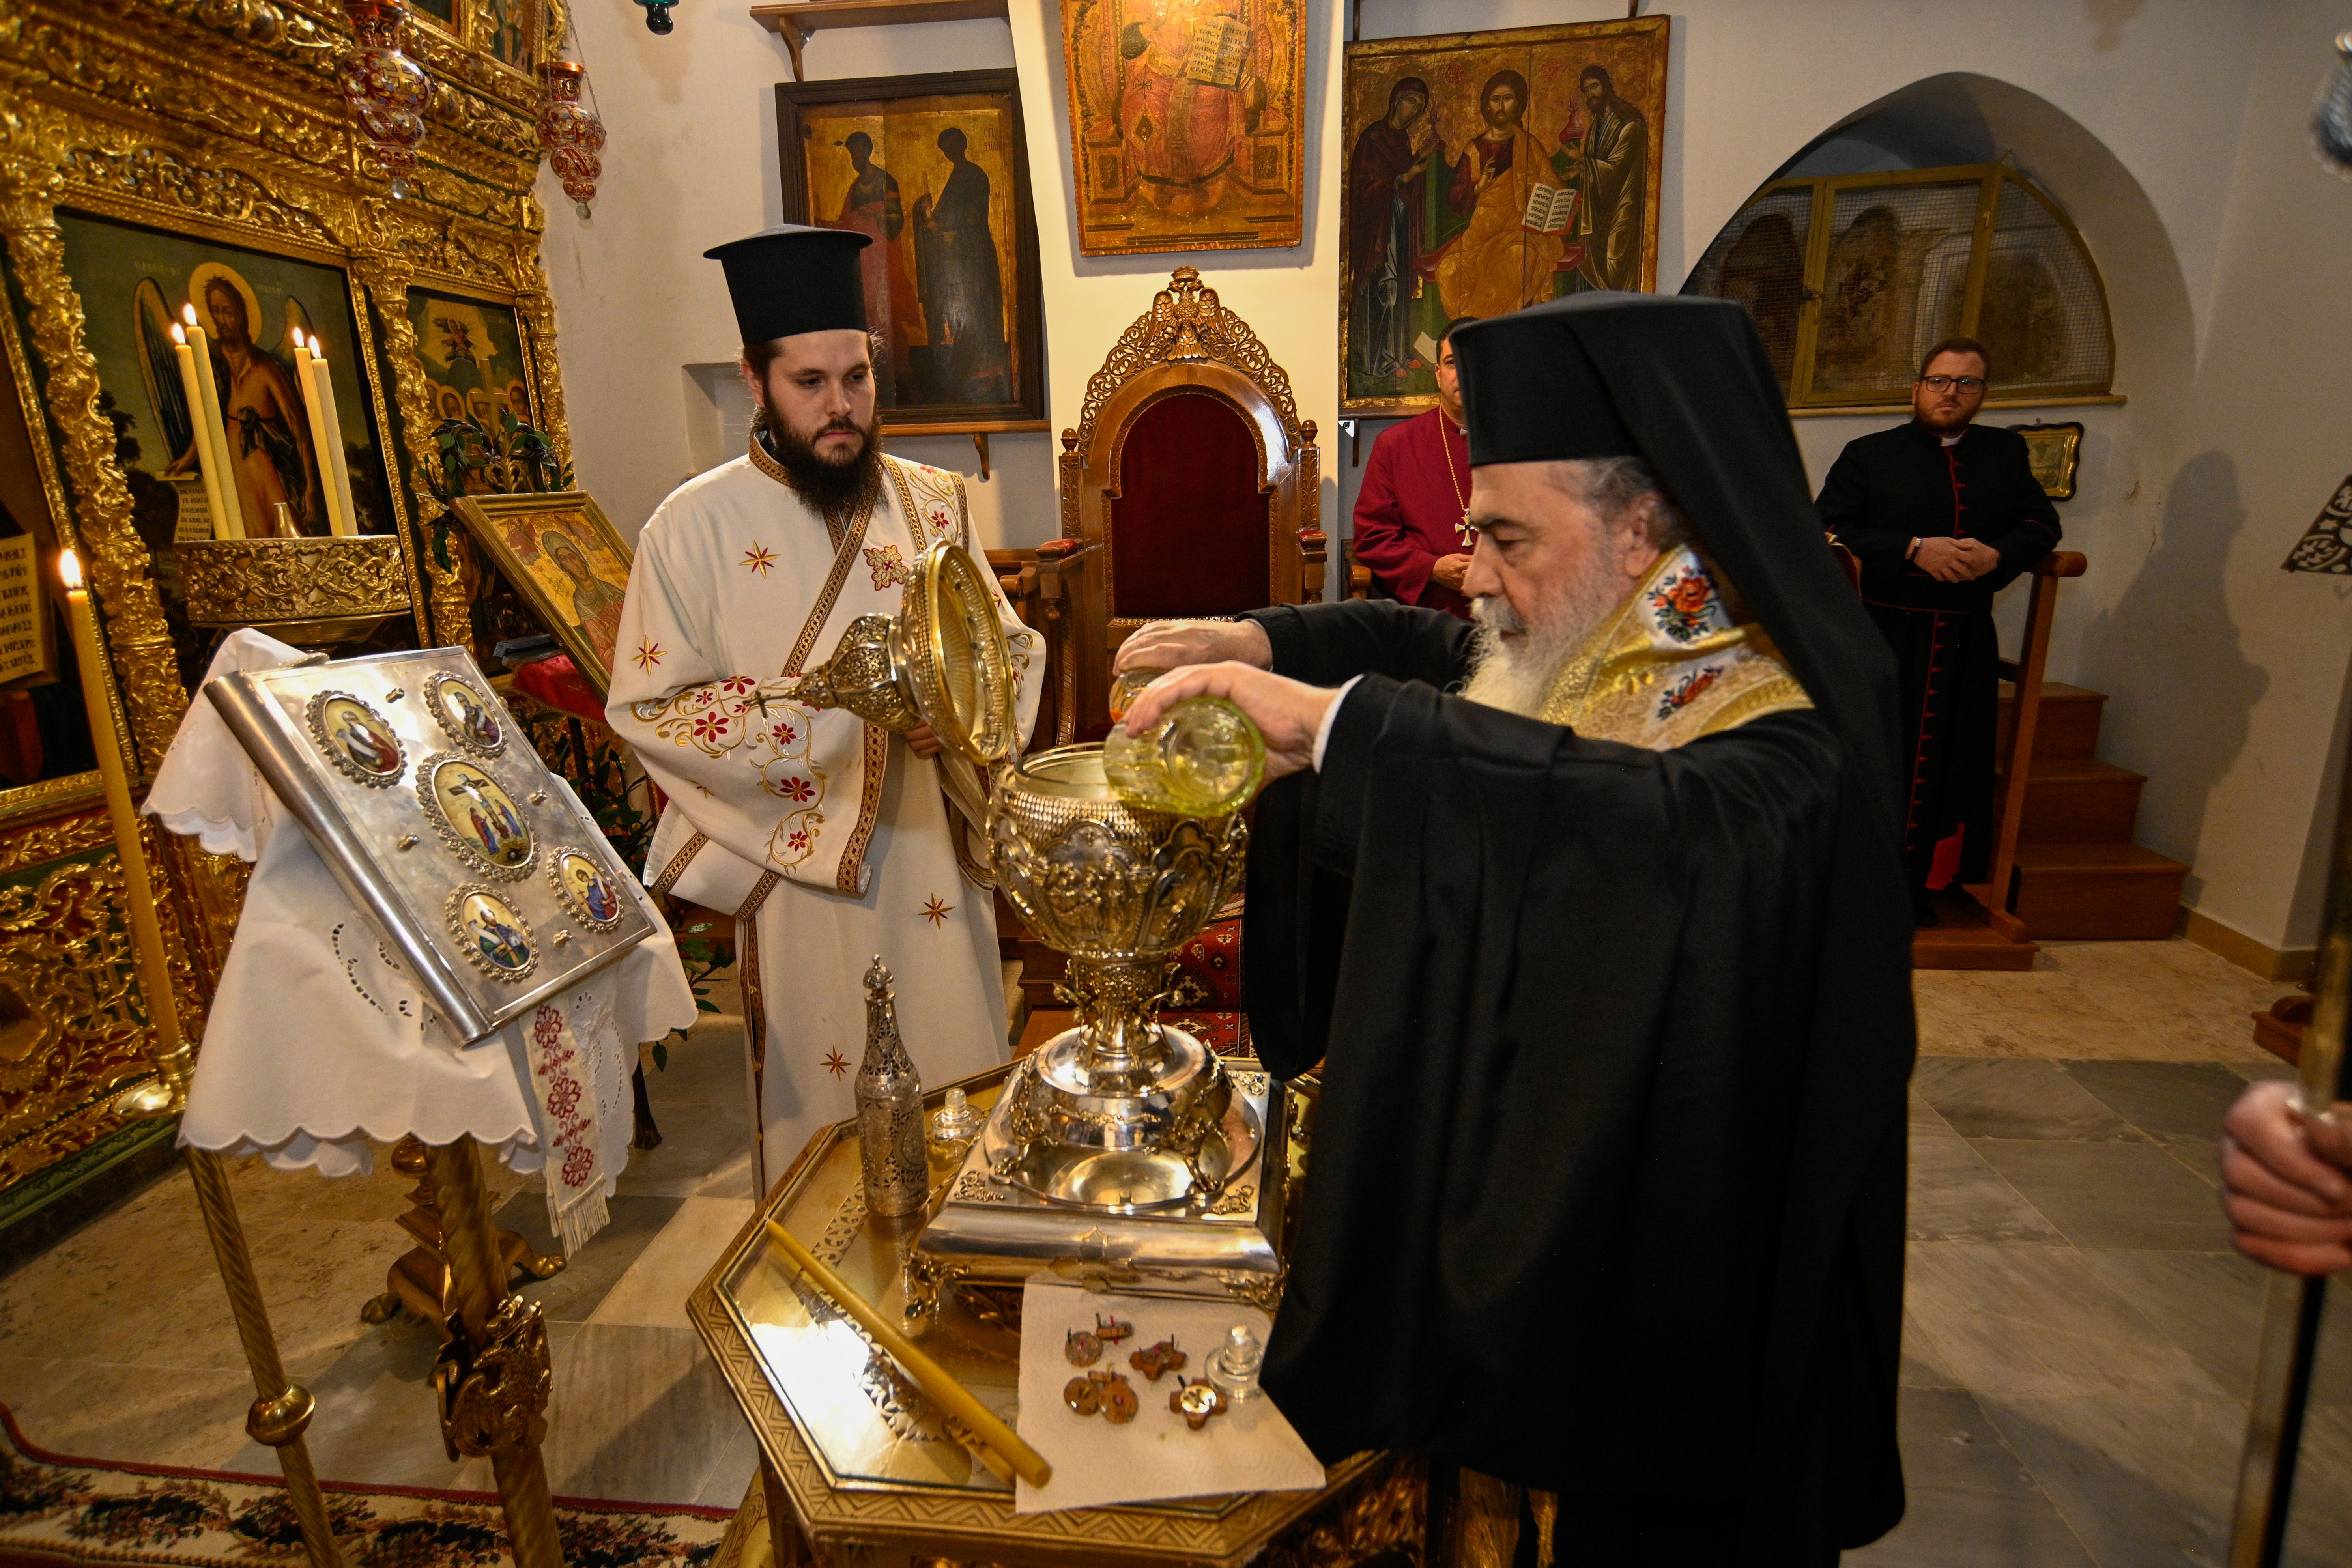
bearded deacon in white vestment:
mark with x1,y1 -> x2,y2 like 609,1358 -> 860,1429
606,225 -> 1040,1194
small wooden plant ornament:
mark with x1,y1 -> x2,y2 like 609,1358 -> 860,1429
1064,1368 -> 1138,1423
1170,1376 -> 1228,1430
1130,1336 -> 1186,1381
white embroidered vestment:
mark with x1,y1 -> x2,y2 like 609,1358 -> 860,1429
607,445 -> 1040,1190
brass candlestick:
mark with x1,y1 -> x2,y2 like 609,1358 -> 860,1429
60,550 -> 343,1568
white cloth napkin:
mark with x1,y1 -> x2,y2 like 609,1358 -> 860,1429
156,636 -> 697,1250
144,628 -> 312,862
1012,1280 -> 1326,1514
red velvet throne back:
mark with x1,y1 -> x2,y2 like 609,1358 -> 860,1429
1040,266 -> 1325,746
1111,391 -> 1271,621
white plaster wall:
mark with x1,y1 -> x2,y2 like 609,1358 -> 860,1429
540,0 -> 2352,952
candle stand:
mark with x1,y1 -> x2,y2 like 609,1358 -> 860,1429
61,551 -> 344,1568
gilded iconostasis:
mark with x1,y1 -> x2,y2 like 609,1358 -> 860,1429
0,0 -> 1698,1219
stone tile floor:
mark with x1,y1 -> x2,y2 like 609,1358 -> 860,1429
0,940 -> 2341,1564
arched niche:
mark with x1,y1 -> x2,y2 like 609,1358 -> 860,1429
1683,72 -> 2195,422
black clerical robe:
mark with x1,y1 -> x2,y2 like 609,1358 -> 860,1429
1815,421 -> 2060,892
1239,596 -> 1910,1564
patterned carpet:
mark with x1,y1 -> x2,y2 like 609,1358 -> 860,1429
0,1405 -> 733,1568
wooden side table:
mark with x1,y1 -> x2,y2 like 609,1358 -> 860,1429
687,1061 -> 1419,1567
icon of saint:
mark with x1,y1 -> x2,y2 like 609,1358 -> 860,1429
540,528 -> 626,671
336,711 -> 398,772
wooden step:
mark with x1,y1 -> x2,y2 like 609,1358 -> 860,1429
1913,888 -> 2037,970
2006,842 -> 2186,940
1999,755 -> 2147,843
1998,680 -> 2107,759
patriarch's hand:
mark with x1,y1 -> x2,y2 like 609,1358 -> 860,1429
2221,1079 -> 2352,1275
906,723 -> 945,759
1119,663 -> 1336,783
1113,619 -> 1273,676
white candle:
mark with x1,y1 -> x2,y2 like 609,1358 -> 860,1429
180,304 -> 245,539
58,549 -> 188,1078
288,329 -> 342,537
305,340 -> 359,537
169,324 -> 234,542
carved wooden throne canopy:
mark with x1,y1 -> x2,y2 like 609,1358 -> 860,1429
1048,267 -> 1322,742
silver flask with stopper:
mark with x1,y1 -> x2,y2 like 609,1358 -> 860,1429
856,956 -> 929,1218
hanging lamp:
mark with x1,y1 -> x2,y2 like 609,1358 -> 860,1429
338,0 -> 436,198
540,60 -> 608,220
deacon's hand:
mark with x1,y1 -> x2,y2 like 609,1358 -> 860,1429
906,723 -> 945,759
1114,619 -> 1273,676
1430,553 -> 1473,592
2220,1079 -> 2352,1275
1120,663 -> 1335,783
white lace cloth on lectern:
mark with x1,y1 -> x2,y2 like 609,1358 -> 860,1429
149,634 -> 695,1251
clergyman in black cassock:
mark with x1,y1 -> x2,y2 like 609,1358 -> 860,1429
1219,296 -> 1915,1563
1815,408 -> 2060,903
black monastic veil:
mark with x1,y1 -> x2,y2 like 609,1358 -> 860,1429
1238,295 -> 1916,1564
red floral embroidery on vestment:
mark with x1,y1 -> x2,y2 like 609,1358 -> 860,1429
1655,662 -> 1726,720
1647,566 -> 1719,645
864,543 -> 913,590
721,675 -> 757,693
771,723 -> 798,746
787,829 -> 810,852
780,776 -> 815,802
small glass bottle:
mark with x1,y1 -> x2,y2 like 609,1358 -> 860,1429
1103,696 -> 1266,817
930,1085 -> 980,1146
1207,1323 -> 1264,1402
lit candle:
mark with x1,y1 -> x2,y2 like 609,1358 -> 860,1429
58,548 -> 192,1110
287,329 -> 342,537
169,323 -> 234,542
304,338 -> 359,537
180,304 -> 246,540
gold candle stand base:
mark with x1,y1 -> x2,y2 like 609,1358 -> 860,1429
361,1135 -> 566,1331
423,1136 -> 564,1568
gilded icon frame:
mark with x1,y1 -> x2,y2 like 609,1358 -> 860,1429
0,0 -> 581,1202
2010,421 -> 2084,503
773,69 -> 1047,432
407,283 -> 546,434
408,0 -> 550,81
417,750 -> 538,881
1062,0 -> 1308,256
448,491 -> 633,695
1339,16 -> 1671,416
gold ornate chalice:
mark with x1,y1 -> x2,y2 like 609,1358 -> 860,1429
787,548 -> 1286,1310
911,747 -> 1281,1310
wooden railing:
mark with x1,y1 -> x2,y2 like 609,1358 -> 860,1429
1981,549 -> 2089,940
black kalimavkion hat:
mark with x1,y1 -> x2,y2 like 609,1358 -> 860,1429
1450,294 -> 1643,466
702,224 -> 870,346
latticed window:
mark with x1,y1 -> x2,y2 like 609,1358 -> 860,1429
1683,163 -> 2113,407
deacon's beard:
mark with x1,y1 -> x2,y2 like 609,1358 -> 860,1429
1461,550 -> 1643,719
757,404 -> 883,516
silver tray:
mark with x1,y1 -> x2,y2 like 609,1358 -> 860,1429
206,646 -> 654,1044
913,1068 -> 1284,1301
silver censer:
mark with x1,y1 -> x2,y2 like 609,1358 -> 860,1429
856,957 -> 930,1219
911,745 -> 1285,1313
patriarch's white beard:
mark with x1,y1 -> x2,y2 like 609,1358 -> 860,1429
1461,557 -> 1640,718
